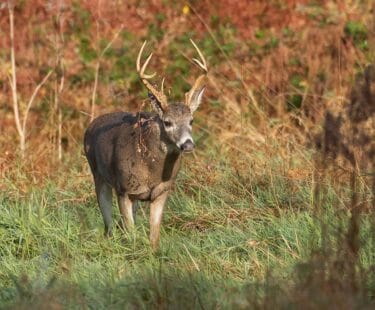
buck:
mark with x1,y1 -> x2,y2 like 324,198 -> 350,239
84,40 -> 207,250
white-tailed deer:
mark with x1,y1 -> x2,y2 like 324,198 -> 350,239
84,40 -> 207,250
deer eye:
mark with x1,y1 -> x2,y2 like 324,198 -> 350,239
163,120 -> 172,128
189,120 -> 193,126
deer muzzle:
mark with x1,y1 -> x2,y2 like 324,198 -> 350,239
180,139 -> 195,153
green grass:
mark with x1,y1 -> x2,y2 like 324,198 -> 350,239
0,152 -> 374,309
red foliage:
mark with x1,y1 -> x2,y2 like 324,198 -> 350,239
206,0 -> 311,38
0,0 -> 371,175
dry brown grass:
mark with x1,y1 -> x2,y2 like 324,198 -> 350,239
0,1 -> 373,179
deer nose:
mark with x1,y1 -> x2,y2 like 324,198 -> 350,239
180,139 -> 195,152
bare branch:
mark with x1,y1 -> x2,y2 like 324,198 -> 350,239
7,2 -> 53,156
91,61 -> 100,122
100,25 -> 124,58
22,70 -> 53,133
8,4 -> 23,142
90,26 -> 124,121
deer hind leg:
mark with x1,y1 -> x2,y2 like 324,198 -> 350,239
132,201 -> 139,223
117,193 -> 135,231
149,191 -> 169,250
95,177 -> 113,237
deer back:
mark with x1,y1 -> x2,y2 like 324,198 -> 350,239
84,111 -> 182,200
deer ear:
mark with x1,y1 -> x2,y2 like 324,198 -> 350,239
185,75 -> 206,113
148,92 -> 165,117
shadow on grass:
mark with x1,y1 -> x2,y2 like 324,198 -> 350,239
2,237 -> 374,310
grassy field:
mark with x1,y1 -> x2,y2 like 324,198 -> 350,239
1,146 -> 374,308
0,1 -> 374,309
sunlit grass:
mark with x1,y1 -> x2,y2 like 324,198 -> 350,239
1,149 -> 373,308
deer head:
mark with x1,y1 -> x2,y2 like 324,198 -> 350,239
136,39 -> 208,152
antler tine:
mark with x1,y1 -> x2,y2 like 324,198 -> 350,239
137,41 -> 156,79
136,41 -> 168,109
185,39 -> 208,112
161,77 -> 165,96
136,41 -> 146,72
140,53 -> 156,79
185,39 -> 208,109
190,39 -> 208,72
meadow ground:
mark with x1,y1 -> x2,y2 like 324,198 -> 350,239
0,1 -> 374,309
1,145 -> 374,309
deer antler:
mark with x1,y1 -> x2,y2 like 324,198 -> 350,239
185,39 -> 208,109
136,41 -> 168,110
189,39 -> 208,73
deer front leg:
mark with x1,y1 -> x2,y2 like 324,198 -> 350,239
117,194 -> 134,231
149,191 -> 169,250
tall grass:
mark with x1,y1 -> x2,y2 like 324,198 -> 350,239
1,144 -> 374,308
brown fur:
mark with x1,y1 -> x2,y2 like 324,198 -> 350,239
84,103 -> 200,249
84,40 -> 207,250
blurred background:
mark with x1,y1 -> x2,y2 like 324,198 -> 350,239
0,0 -> 373,174
0,1 -> 374,308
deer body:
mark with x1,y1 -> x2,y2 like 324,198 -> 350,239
84,111 -> 183,201
84,40 -> 207,249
